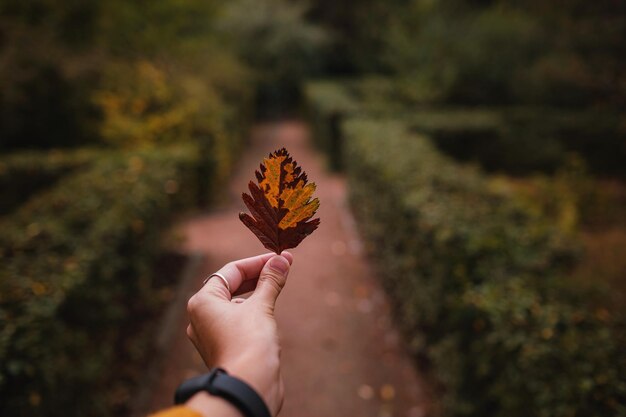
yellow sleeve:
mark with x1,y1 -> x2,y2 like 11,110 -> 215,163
149,406 -> 203,417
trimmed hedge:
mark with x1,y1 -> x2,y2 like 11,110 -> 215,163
305,80 -> 626,176
0,146 -> 200,416
304,81 -> 359,171
423,109 -> 626,176
405,109 -> 564,175
343,118 -> 626,416
0,148 -> 106,216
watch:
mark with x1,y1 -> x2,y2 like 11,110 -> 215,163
174,367 -> 271,417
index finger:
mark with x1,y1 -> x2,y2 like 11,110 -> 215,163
203,252 -> 294,300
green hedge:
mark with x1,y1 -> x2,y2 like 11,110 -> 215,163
343,118 -> 626,417
404,109 -> 564,175
0,146 -> 200,416
0,148 -> 107,216
304,81 -> 359,171
422,109 -> 626,176
500,110 -> 626,176
305,80 -> 626,176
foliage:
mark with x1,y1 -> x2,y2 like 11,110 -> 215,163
0,146 -> 200,416
93,61 -> 197,148
341,117 -> 626,416
219,0 -> 329,118
382,6 -> 543,105
304,81 -> 360,170
305,80 -> 626,176
222,0 -> 329,85
0,148 -> 104,215
309,0 -> 626,109
0,0 -> 250,151
307,0 -> 402,73
305,1 -> 626,415
239,148 -> 320,253
0,2 -> 255,415
0,18 -> 98,150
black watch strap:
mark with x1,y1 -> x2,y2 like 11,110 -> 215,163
174,368 -> 271,417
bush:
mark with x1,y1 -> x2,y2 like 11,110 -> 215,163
305,79 -> 419,170
0,146 -> 200,416
0,21 -> 99,150
0,0 -> 252,152
0,148 -> 105,216
342,117 -> 626,416
305,80 -> 626,176
304,81 -> 359,170
405,109 -> 566,175
407,108 -> 626,177
222,0 -> 329,85
0,3 -> 253,416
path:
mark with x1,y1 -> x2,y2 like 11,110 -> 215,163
145,121 -> 431,417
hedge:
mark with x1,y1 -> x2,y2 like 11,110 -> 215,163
0,146 -> 200,416
422,109 -> 626,176
0,148 -> 105,216
304,81 -> 359,171
304,79 -> 409,168
342,117 -> 626,416
305,80 -> 626,176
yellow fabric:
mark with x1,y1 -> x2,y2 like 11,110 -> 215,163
149,406 -> 203,417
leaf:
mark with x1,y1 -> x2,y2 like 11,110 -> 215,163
239,148 -> 320,254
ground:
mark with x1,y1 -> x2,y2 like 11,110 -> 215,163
143,121 -> 431,417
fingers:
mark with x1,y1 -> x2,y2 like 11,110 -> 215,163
250,255 -> 291,307
233,251 -> 292,297
202,252 -> 273,300
281,251 -> 294,264
202,252 -> 294,300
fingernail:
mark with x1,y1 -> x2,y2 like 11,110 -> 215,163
269,256 -> 289,274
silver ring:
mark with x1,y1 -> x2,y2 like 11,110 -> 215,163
203,272 -> 231,293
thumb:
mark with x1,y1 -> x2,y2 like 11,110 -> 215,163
252,255 -> 290,307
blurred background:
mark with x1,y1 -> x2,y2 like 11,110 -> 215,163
0,0 -> 625,416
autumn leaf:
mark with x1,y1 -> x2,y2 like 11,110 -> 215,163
239,148 -> 320,254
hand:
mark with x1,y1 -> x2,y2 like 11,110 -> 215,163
185,252 -> 293,417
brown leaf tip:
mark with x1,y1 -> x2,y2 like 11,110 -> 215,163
239,148 -> 320,253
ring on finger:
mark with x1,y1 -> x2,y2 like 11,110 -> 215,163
203,272 -> 231,293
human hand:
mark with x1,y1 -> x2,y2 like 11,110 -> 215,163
186,252 -> 293,417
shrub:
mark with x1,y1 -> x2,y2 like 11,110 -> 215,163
0,146 -> 200,416
0,148 -> 104,216
405,109 -> 566,175
407,108 -> 626,177
0,0 -> 252,153
342,117 -> 626,416
304,81 -> 359,170
92,56 -> 251,154
222,0 -> 329,85
305,80 -> 626,176
0,25 -> 98,151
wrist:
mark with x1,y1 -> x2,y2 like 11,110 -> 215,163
217,350 -> 282,416
186,392 -> 242,417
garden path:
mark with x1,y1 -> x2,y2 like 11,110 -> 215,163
145,121 -> 431,417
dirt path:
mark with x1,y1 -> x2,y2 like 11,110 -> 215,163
145,121 -> 430,417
